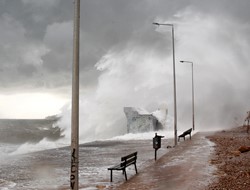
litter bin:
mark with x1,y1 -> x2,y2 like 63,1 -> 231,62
153,133 -> 164,160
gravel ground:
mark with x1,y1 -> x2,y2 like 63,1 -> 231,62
206,126 -> 250,190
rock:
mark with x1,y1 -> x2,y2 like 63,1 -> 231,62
246,172 -> 250,177
238,146 -> 250,153
230,150 -> 241,156
210,159 -> 220,164
96,185 -> 106,189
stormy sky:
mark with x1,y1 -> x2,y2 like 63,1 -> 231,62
0,0 -> 249,134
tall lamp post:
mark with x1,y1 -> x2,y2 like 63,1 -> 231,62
180,60 -> 195,131
71,0 -> 80,189
153,22 -> 178,146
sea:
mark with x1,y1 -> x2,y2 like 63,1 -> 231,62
0,118 -> 175,190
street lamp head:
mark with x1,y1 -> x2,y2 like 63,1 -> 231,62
180,60 -> 193,64
153,22 -> 173,27
153,22 -> 160,26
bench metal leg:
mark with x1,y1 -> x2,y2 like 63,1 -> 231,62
123,169 -> 127,181
110,170 -> 113,182
134,163 -> 138,174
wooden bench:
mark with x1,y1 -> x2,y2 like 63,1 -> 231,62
107,152 -> 138,182
178,128 -> 192,141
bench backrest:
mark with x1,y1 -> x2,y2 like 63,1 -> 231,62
183,128 -> 192,135
120,152 -> 137,167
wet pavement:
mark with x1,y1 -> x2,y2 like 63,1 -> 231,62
111,132 -> 216,190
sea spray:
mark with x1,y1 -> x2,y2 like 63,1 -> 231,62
57,6 -> 250,144
58,48 -> 171,142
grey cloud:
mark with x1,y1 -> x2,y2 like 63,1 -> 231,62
0,0 -> 250,127
1,0 -> 249,90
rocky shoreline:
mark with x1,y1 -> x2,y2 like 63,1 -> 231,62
206,126 -> 250,190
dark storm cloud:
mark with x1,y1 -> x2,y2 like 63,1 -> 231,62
1,0 -> 249,90
0,0 -> 250,126
0,0 -> 169,90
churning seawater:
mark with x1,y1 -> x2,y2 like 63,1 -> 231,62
0,118 -> 64,154
0,118 -> 174,190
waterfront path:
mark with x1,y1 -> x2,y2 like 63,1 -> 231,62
111,132 -> 216,190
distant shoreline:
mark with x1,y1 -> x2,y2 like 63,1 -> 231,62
0,115 -> 60,121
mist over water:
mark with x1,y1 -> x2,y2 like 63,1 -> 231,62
58,6 -> 250,142
59,48 -> 170,142
173,7 -> 250,129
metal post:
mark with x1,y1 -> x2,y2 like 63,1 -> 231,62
70,0 -> 80,190
180,61 -> 195,131
191,63 -> 195,131
152,22 -> 178,146
171,25 -> 178,146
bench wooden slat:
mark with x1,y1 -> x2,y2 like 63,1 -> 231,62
121,152 -> 137,161
108,164 -> 123,170
121,158 -> 136,168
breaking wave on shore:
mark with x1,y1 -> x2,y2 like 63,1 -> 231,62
0,118 -> 174,156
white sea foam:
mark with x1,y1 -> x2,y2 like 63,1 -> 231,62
8,137 -> 69,155
110,130 -> 173,141
1,130 -> 171,156
0,179 -> 16,190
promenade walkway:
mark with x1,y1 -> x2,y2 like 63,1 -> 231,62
112,132 -> 216,190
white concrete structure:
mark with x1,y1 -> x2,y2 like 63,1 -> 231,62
124,107 -> 166,133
